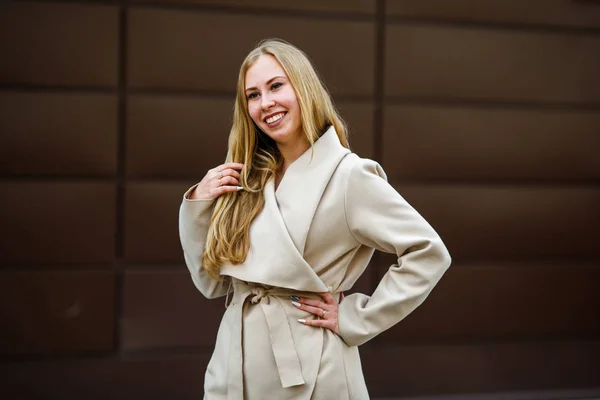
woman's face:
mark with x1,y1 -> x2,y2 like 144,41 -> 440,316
245,54 -> 303,147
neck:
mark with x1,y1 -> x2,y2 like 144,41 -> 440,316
277,137 -> 310,173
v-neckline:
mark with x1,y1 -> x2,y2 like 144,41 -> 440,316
274,172 -> 284,193
274,152 -> 305,196
274,138 -> 316,196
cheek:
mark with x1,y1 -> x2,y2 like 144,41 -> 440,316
248,105 -> 261,123
284,91 -> 300,111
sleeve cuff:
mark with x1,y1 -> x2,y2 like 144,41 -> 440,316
183,184 -> 215,202
337,292 -> 372,347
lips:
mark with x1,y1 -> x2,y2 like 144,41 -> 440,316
264,112 -> 285,125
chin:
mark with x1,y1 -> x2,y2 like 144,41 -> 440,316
266,132 -> 292,144
260,126 -> 287,140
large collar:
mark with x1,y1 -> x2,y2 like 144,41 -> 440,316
274,125 -> 350,253
220,126 -> 350,291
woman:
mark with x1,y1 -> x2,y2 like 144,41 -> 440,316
179,39 -> 451,400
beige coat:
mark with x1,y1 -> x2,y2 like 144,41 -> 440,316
179,126 -> 451,400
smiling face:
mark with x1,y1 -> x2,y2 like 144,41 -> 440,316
244,54 -> 304,148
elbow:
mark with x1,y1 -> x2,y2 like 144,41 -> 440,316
440,244 -> 452,271
432,240 -> 452,286
403,236 -> 452,283
184,253 -> 226,299
422,237 -> 452,283
203,289 -> 226,300
190,272 -> 227,299
432,233 -> 451,269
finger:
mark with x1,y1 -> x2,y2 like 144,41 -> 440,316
214,185 -> 243,197
217,176 -> 239,186
319,292 -> 336,305
298,318 -> 334,329
220,168 -> 241,179
293,301 -> 326,317
215,163 -> 244,172
299,297 -> 328,309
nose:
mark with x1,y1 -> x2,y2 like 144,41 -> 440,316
261,93 -> 275,110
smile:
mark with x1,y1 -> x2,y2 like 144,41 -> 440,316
265,112 -> 285,124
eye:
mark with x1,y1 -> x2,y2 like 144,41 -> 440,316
247,92 -> 259,100
271,82 -> 283,90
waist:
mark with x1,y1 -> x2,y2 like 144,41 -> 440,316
230,280 -> 340,306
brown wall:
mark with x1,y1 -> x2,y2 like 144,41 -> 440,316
1,0 -> 599,398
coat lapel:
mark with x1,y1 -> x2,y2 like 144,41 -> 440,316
220,126 -> 349,292
275,126 -> 350,254
221,180 -> 327,291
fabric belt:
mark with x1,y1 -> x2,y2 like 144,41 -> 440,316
225,280 -> 338,400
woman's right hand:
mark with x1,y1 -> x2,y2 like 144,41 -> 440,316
190,163 -> 244,200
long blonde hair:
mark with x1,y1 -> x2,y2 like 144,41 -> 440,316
202,38 -> 350,279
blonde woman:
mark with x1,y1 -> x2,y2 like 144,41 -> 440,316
179,39 -> 451,399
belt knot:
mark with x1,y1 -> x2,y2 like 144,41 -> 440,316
249,286 -> 271,305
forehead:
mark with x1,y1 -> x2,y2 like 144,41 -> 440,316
245,54 -> 287,88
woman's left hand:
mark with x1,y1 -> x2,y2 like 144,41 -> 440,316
293,292 -> 340,335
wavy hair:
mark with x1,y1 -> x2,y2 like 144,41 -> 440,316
202,38 -> 350,279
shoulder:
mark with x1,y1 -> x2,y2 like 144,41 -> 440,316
337,153 -> 388,185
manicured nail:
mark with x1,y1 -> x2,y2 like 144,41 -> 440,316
297,319 -> 306,324
236,186 -> 244,191
290,296 -> 299,301
291,301 -> 301,307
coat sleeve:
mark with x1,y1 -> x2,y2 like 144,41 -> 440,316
178,185 -> 229,299
337,158 -> 451,347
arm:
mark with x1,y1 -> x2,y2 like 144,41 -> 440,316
179,185 -> 229,299
178,162 -> 244,298
337,159 -> 451,347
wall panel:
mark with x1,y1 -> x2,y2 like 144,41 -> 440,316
374,263 -> 600,341
124,182 -> 192,262
385,25 -> 600,103
0,354 -> 210,399
387,0 -> 600,28
0,182 -> 116,265
127,95 -> 232,179
128,8 -> 375,96
391,185 -> 600,261
133,0 -> 376,14
338,102 -> 375,159
122,269 -> 225,349
362,341 -> 600,397
0,2 -> 118,86
382,105 -> 600,181
0,270 -> 115,355
0,92 -> 118,176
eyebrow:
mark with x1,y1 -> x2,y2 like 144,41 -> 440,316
245,76 -> 286,92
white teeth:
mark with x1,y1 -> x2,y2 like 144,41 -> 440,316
266,113 -> 284,124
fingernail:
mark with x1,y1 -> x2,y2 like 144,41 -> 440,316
290,296 -> 299,301
297,319 -> 306,324
236,186 -> 244,191
291,301 -> 301,307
